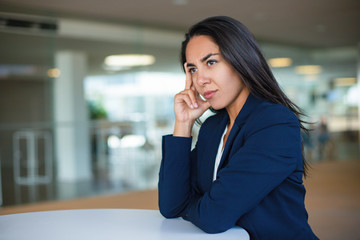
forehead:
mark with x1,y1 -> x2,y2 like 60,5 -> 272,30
185,35 -> 220,62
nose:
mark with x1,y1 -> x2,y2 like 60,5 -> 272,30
195,69 -> 210,86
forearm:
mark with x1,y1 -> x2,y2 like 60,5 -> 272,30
158,135 -> 194,218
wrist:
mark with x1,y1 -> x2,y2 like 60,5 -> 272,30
173,120 -> 195,137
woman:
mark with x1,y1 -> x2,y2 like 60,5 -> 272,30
158,16 -> 318,240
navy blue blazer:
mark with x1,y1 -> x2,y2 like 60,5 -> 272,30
158,94 -> 318,239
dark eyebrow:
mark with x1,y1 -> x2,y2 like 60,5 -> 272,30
186,53 -> 220,68
201,53 -> 220,62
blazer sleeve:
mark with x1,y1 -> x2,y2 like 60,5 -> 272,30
158,135 -> 201,218
159,105 -> 302,233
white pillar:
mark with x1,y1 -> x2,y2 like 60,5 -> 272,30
54,51 -> 91,182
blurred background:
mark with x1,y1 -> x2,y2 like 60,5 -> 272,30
0,0 -> 359,225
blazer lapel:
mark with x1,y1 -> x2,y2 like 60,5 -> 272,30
216,94 -> 262,173
217,122 -> 241,171
200,111 -> 229,190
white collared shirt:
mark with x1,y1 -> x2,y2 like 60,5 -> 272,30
213,126 -> 228,181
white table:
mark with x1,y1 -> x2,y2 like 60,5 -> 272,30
0,209 -> 249,240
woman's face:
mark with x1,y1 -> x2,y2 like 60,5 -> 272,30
185,35 -> 248,111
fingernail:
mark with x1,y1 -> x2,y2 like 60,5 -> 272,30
194,103 -> 198,108
190,104 -> 194,109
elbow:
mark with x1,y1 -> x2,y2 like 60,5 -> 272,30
199,223 -> 228,234
191,215 -> 231,234
160,202 -> 231,234
159,207 -> 178,219
158,200 -> 183,219
158,190 -> 189,219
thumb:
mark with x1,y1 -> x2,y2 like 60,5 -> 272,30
198,98 -> 211,111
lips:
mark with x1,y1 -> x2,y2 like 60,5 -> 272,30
203,90 -> 217,100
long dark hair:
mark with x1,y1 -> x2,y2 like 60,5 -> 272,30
181,16 -> 310,177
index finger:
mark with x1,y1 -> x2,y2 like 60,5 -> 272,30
184,62 -> 193,90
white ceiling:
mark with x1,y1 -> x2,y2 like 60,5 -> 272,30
0,0 -> 360,48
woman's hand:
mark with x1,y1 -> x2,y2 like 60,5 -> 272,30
173,63 -> 211,137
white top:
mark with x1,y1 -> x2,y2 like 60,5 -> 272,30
213,126 -> 228,181
0,209 -> 249,240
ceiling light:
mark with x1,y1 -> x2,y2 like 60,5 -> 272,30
268,58 -> 292,68
295,65 -> 322,75
104,54 -> 155,68
47,68 -> 61,78
334,77 -> 357,87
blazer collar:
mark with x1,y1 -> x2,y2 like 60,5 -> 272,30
233,93 -> 263,129
217,93 -> 263,171
217,93 -> 263,129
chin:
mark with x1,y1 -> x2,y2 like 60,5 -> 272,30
211,106 -> 222,111
209,103 -> 225,111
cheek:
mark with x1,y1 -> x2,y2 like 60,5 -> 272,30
223,74 -> 243,94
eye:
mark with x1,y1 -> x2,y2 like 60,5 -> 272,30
188,68 -> 197,74
207,59 -> 217,66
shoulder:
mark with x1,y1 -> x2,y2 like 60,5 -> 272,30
249,100 -> 299,129
240,100 -> 302,157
